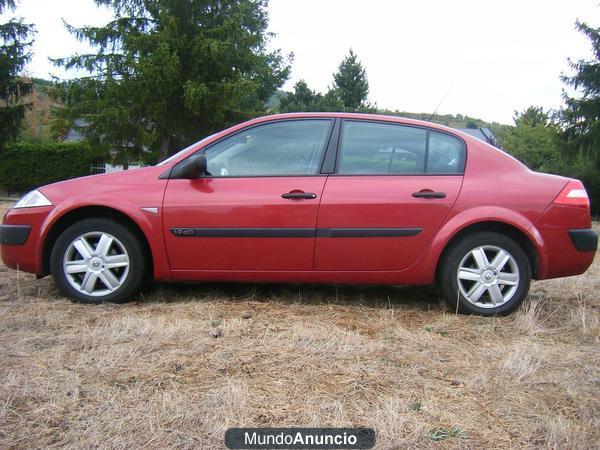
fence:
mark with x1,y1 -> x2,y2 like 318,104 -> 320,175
90,163 -> 143,174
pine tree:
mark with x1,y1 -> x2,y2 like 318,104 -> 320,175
53,0 -> 290,163
332,49 -> 370,111
0,0 -> 35,149
558,20 -> 600,161
278,50 -> 373,113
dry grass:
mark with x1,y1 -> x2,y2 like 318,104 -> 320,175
0,201 -> 598,448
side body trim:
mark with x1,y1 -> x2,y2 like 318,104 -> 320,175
170,227 -> 423,238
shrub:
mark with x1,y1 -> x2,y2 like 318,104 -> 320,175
0,140 -> 108,194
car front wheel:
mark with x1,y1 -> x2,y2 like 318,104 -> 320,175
439,231 -> 531,316
50,218 -> 146,304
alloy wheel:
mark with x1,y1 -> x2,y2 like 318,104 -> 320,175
456,245 -> 520,308
62,231 -> 130,297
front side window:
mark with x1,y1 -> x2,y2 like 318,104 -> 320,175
338,121 -> 427,174
204,120 -> 332,177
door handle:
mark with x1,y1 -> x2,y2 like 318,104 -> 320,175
281,192 -> 317,200
412,191 -> 446,199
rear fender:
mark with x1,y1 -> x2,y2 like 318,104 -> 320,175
413,206 -> 547,283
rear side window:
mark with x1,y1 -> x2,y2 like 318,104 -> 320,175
204,119 -> 332,177
337,121 -> 466,175
338,121 -> 427,174
427,131 -> 466,174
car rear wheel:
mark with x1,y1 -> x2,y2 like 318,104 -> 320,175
50,218 -> 146,304
439,231 -> 531,316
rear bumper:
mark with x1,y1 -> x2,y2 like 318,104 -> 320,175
534,204 -> 596,279
0,224 -> 31,245
568,228 -> 598,252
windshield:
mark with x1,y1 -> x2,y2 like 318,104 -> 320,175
156,132 -> 219,166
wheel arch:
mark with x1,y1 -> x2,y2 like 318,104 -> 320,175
435,220 -> 540,281
41,205 -> 154,277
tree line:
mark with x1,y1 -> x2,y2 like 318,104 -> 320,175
0,0 -> 599,212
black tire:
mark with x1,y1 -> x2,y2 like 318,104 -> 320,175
439,231 -> 531,316
50,218 -> 146,304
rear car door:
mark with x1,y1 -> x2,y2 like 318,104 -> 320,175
315,119 -> 465,271
163,119 -> 333,272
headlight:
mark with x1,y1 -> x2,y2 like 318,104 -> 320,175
13,190 -> 53,209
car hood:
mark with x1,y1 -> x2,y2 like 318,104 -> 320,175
38,165 -> 171,207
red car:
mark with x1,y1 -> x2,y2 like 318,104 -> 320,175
1,113 -> 597,315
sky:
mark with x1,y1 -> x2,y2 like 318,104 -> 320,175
1,0 -> 598,124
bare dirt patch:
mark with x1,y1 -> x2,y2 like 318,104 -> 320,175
0,202 -> 598,448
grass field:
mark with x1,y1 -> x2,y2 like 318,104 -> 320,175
0,201 -> 598,448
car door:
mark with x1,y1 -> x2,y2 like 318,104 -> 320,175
163,118 -> 334,272
315,119 -> 465,271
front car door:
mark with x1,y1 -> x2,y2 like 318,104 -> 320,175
163,118 -> 334,273
315,119 -> 465,271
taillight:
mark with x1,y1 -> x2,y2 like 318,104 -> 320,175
554,179 -> 590,208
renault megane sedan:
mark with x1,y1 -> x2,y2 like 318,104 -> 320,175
1,113 -> 597,315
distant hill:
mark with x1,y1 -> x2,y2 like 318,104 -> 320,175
266,90 -> 511,138
376,110 -> 511,142
265,90 -> 287,110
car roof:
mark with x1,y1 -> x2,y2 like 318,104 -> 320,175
246,112 -> 468,137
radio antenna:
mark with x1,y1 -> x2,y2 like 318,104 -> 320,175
427,84 -> 453,122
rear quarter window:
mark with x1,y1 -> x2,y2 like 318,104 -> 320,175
427,131 -> 466,174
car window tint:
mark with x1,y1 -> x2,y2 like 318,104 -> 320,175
427,131 -> 465,174
338,121 -> 427,174
204,120 -> 331,177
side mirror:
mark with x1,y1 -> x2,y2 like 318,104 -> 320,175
171,154 -> 208,179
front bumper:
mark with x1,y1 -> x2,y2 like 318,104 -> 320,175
0,224 -> 31,245
568,228 -> 598,252
1,206 -> 53,274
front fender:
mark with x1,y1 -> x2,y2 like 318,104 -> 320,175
36,194 -> 171,281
